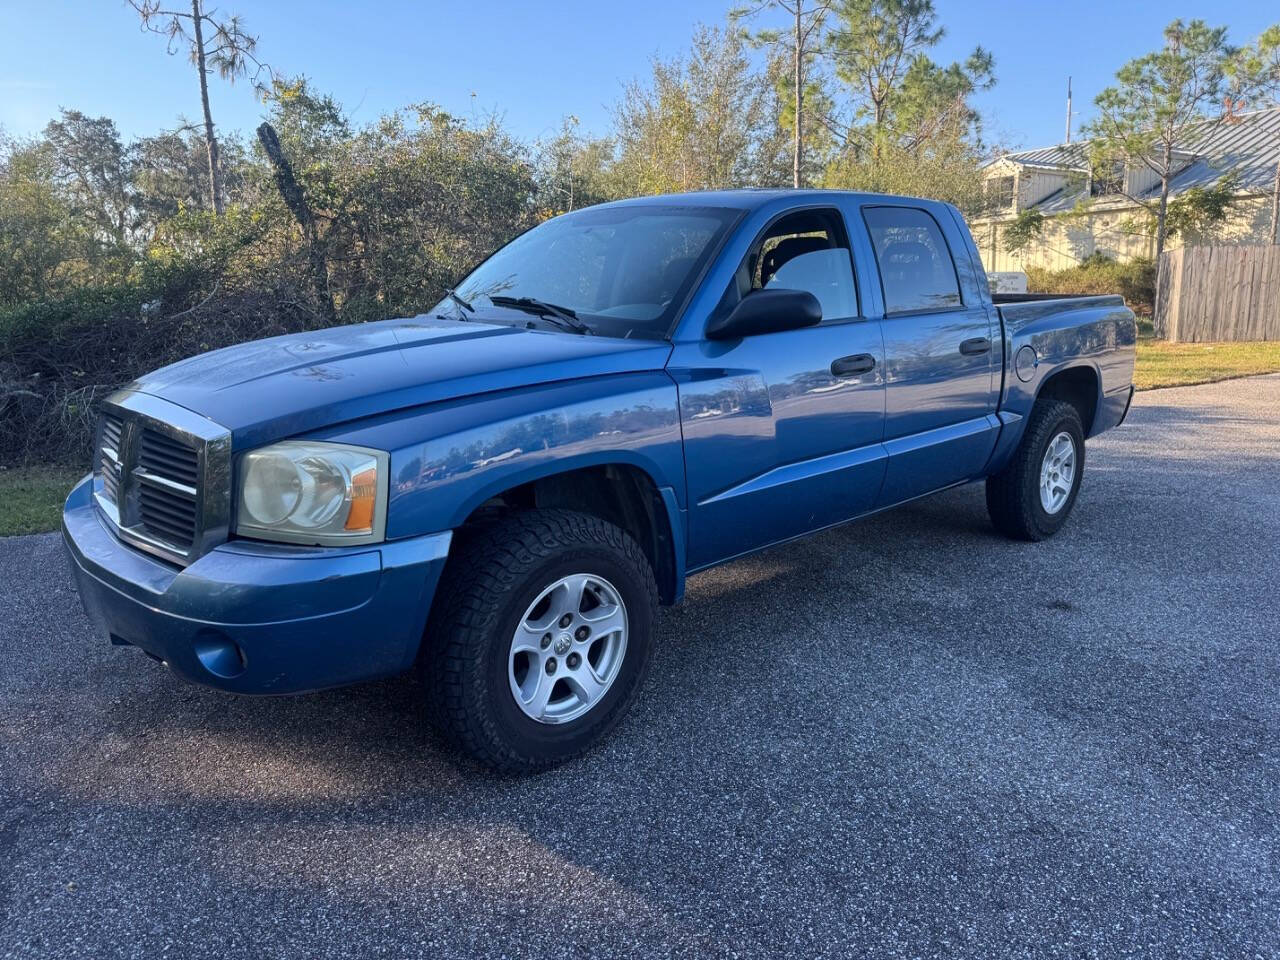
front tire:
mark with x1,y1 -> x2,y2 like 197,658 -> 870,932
423,509 -> 657,773
986,399 -> 1086,541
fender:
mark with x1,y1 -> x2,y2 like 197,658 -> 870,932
986,295 -> 1136,474
309,371 -> 687,541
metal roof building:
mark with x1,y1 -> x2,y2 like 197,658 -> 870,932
971,105 -> 1280,271
980,105 -> 1280,215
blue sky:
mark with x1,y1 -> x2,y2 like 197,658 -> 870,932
1,1 -> 1277,154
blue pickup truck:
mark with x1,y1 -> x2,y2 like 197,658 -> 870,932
63,190 -> 1136,771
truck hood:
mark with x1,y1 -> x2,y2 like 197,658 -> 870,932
132,315 -> 672,448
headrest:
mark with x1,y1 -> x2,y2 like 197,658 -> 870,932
761,235 -> 831,285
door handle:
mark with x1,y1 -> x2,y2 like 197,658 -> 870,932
830,353 -> 876,377
959,337 -> 992,355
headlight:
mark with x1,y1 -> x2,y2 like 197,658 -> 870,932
235,442 -> 389,546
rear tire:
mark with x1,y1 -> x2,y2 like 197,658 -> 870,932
986,399 -> 1085,541
422,509 -> 657,773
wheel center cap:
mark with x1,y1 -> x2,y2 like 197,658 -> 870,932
554,634 -> 572,655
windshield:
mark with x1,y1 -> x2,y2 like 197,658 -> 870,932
442,204 -> 741,339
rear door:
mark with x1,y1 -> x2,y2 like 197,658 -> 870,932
860,203 -> 999,506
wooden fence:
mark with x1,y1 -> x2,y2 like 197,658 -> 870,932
1156,245 -> 1280,342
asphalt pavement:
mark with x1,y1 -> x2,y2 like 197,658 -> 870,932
2,374 -> 1278,959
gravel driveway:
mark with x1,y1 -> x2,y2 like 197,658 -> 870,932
2,375 -> 1278,959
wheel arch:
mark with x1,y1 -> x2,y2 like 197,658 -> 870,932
455,461 -> 684,606
1034,362 -> 1101,436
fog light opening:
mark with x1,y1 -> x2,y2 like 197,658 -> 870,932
192,631 -> 248,679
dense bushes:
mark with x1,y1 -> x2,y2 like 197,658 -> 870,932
0,87 -> 543,467
0,259 -> 329,464
1026,254 -> 1156,315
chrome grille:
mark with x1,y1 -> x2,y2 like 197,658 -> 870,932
92,390 -> 231,566
98,414 -> 124,505
137,429 -> 200,551
140,429 -> 200,487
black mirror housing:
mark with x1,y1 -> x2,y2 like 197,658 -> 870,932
705,288 -> 822,340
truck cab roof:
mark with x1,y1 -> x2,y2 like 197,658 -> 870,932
590,188 -> 949,213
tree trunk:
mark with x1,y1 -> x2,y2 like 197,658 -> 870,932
257,122 -> 335,322
191,1 -> 224,216
792,0 -> 802,189
1154,180 -> 1169,265
1270,159 -> 1279,245
1153,145 -> 1171,319
872,94 -> 885,167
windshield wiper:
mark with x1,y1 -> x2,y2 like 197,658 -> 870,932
445,288 -> 475,313
488,295 -> 591,335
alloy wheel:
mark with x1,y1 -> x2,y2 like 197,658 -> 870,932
1039,431 -> 1077,514
507,573 -> 629,724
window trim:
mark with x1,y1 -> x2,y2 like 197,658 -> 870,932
860,204 -> 966,318
985,175 -> 1015,211
715,205 -> 865,329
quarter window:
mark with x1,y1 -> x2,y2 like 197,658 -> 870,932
863,206 -> 962,315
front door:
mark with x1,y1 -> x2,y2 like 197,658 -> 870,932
671,206 -> 887,570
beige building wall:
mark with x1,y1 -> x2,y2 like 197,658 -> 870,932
970,195 -> 1274,274
1020,169 -> 1070,209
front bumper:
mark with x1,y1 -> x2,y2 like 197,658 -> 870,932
62,475 -> 451,694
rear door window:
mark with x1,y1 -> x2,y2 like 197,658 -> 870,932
862,206 -> 962,315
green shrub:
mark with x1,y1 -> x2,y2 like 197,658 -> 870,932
0,258 -> 326,466
1002,209 -> 1045,254
1026,254 -> 1156,314
0,91 -> 574,469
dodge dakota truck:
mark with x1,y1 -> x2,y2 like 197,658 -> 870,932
63,190 -> 1136,772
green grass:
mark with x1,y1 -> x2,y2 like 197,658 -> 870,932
0,465 -> 85,537
1134,337 -> 1280,391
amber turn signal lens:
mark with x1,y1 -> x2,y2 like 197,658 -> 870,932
344,466 -> 378,532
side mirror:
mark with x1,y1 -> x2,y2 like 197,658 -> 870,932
706,288 -> 822,340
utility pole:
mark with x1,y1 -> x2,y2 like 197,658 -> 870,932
1065,76 -> 1073,144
